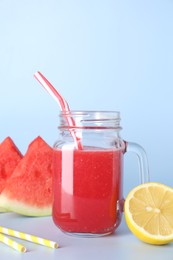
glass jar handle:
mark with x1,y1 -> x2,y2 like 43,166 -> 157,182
125,141 -> 150,183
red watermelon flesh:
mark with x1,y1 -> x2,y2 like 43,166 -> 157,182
0,137 -> 23,194
0,136 -> 53,216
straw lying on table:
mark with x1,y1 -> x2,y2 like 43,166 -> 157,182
0,233 -> 26,253
0,226 -> 58,253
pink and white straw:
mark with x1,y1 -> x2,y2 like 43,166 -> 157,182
34,71 -> 82,149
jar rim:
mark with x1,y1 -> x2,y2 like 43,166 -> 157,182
59,110 -> 121,130
60,110 -> 120,118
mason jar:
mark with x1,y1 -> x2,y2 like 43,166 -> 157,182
52,111 -> 149,237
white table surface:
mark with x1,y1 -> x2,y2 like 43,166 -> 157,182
0,212 -> 172,260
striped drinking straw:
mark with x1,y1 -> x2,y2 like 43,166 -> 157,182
0,226 -> 58,251
34,71 -> 82,150
0,233 -> 26,253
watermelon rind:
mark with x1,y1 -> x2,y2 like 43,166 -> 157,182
0,195 -> 52,216
0,207 -> 9,212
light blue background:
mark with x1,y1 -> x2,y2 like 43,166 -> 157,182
0,0 -> 173,192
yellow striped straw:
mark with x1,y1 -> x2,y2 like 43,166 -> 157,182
0,233 -> 26,253
0,226 -> 58,249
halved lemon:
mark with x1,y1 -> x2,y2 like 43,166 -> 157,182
124,182 -> 173,245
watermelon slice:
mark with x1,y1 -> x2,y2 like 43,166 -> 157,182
0,136 -> 53,216
0,137 -> 23,212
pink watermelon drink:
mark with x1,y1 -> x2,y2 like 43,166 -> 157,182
34,74 -> 150,236
53,147 -> 124,235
